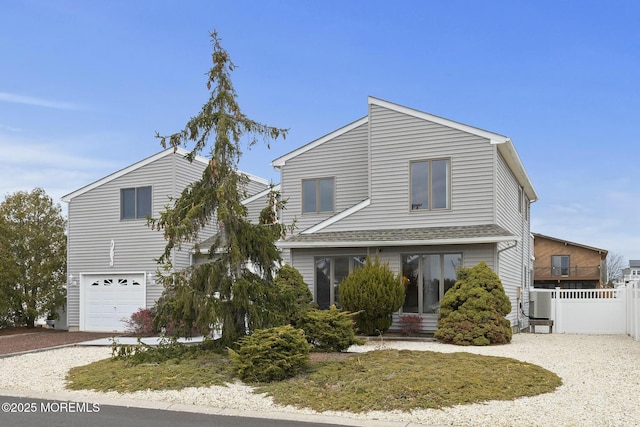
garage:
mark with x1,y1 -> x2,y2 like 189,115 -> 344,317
80,273 -> 146,332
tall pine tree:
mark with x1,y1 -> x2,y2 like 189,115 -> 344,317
150,31 -> 288,346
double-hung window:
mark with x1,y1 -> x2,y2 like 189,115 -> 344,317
120,186 -> 152,220
410,159 -> 450,211
303,178 -> 334,213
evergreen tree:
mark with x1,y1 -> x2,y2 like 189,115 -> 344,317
339,256 -> 404,335
272,265 -> 313,326
0,188 -> 67,328
150,31 -> 288,346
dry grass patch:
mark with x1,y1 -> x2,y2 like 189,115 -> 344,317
66,352 -> 234,393
66,347 -> 561,413
257,349 -> 561,412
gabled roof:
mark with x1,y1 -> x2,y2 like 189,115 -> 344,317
62,147 -> 268,202
628,260 -> 640,268
369,97 -> 511,143
271,116 -> 368,167
532,233 -> 608,255
271,97 -> 538,201
279,224 -> 517,249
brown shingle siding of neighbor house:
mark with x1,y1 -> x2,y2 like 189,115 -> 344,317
532,233 -> 608,289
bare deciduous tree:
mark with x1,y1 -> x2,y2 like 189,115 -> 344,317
604,251 -> 626,286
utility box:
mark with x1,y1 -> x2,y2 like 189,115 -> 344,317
529,290 -> 552,319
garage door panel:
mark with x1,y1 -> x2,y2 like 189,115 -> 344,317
81,273 -> 145,332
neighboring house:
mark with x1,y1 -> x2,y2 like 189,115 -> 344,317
272,97 -> 538,332
62,147 -> 270,332
532,233 -> 607,289
622,260 -> 640,287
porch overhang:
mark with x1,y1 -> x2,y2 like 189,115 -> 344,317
277,224 -> 519,249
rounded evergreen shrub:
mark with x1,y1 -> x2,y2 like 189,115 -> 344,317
434,261 -> 512,346
339,256 -> 404,335
228,325 -> 311,383
297,306 -> 364,352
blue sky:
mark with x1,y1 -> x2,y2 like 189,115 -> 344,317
1,1 -> 638,260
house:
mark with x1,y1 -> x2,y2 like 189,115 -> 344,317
532,233 -> 607,289
62,147 -> 270,332
622,260 -> 640,287
272,97 -> 538,332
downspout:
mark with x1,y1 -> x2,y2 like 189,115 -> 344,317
497,240 -> 519,331
367,101 -> 372,200
496,240 -> 518,273
171,153 -> 177,273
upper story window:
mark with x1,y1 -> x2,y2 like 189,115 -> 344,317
551,255 -> 570,276
121,186 -> 152,220
519,187 -> 530,220
410,159 -> 450,211
518,187 -> 523,213
302,178 -> 334,213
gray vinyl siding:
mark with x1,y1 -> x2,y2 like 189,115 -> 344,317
279,122 -> 369,232
289,244 -> 494,332
67,152 -> 269,328
495,151 -> 530,327
320,104 -> 495,232
243,176 -> 268,198
66,154 -> 207,327
244,193 -> 270,224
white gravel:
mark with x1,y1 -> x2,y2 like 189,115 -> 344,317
1,333 -> 639,426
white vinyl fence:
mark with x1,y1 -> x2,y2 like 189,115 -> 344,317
531,284 -> 639,340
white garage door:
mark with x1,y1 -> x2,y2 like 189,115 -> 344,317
81,273 -> 146,332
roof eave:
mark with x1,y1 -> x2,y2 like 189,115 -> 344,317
271,117 -> 368,168
492,139 -> 539,202
301,199 -> 371,234
277,235 -> 519,249
532,233 -> 608,254
62,147 -> 267,202
368,96 -> 511,143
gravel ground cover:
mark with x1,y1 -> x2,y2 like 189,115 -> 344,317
0,333 -> 639,426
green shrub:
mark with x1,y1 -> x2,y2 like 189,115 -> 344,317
339,256 -> 404,335
272,265 -> 313,326
110,336 -> 208,364
228,325 -> 311,383
434,261 -> 512,346
297,306 -> 364,352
